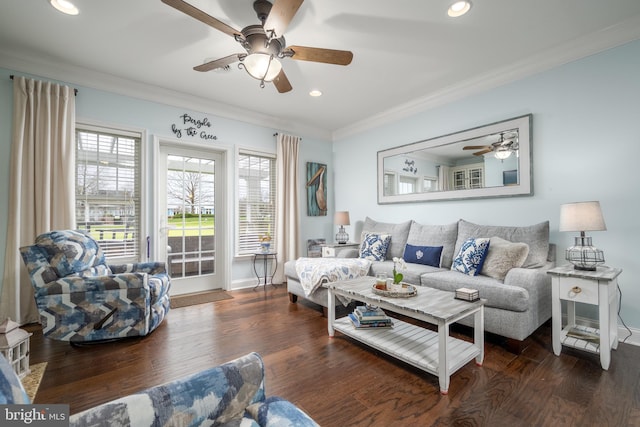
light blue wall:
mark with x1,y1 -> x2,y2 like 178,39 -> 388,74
334,39 -> 640,331
2,39 -> 639,330
0,68 -> 335,289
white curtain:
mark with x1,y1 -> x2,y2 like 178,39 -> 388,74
438,165 -> 451,191
0,76 -> 76,325
274,133 -> 300,284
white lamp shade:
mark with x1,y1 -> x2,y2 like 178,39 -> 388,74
243,53 -> 282,82
494,148 -> 512,160
334,211 -> 350,226
559,201 -> 607,232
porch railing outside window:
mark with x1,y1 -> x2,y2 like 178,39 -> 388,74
75,125 -> 141,261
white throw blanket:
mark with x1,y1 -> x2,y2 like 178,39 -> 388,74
295,257 -> 372,299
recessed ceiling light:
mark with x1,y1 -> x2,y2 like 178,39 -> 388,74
309,90 -> 322,97
447,1 -> 472,18
50,0 -> 79,16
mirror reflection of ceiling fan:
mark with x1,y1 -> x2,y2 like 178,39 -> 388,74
463,132 -> 519,159
161,0 -> 354,93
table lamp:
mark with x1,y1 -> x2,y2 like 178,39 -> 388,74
559,201 -> 606,270
334,211 -> 350,244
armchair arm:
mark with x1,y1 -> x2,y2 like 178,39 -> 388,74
109,261 -> 168,275
70,352 -> 267,427
34,273 -> 147,298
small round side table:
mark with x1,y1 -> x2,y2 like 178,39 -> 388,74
253,251 -> 279,291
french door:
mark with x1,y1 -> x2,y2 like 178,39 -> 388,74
156,142 -> 226,295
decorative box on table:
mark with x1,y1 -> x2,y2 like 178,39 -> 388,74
0,318 -> 32,379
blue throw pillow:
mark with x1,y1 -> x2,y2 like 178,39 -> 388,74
359,233 -> 391,261
451,237 -> 491,276
403,244 -> 443,267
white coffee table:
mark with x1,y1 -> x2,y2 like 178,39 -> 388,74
325,277 -> 485,394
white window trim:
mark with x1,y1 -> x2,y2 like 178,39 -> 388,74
235,146 -> 276,258
77,119 -> 147,262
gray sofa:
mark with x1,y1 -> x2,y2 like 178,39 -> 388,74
286,217 -> 555,349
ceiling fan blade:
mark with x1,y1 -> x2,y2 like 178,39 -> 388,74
162,0 -> 240,38
286,45 -> 353,65
463,145 -> 489,150
273,69 -> 292,93
263,0 -> 303,38
473,148 -> 493,156
193,54 -> 244,72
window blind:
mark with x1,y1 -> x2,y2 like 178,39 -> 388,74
75,126 -> 141,261
237,151 -> 276,255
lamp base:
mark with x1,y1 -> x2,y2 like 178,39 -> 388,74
565,236 -> 604,271
572,265 -> 598,272
336,226 -> 349,245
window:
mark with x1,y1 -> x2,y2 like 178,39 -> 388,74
451,164 -> 484,190
237,151 -> 276,256
398,175 -> 417,194
422,176 -> 438,192
76,125 -> 142,261
383,171 -> 397,196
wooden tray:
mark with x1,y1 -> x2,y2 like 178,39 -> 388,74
372,283 -> 417,298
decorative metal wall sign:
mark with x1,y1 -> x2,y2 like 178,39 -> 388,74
171,113 -> 217,141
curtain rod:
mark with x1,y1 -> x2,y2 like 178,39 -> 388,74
9,75 -> 78,96
273,132 -> 302,140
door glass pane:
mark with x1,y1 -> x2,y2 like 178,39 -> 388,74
166,155 -> 215,278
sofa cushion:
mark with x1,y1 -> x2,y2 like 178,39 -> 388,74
359,233 -> 391,261
420,270 -> 530,312
481,237 -> 530,281
403,244 -> 443,267
370,260 -> 442,286
405,221 -> 458,268
455,219 -> 549,268
362,217 -> 412,260
451,237 -> 490,276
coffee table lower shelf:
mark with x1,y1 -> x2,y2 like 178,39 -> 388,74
333,316 -> 481,380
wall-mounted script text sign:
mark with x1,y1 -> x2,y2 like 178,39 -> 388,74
171,113 -> 217,140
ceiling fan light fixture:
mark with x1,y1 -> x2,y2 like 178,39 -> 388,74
49,0 -> 79,15
494,148 -> 512,160
448,1 -> 472,17
242,53 -> 282,82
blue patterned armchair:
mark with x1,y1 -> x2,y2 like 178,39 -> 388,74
0,352 -> 318,426
20,230 -> 171,343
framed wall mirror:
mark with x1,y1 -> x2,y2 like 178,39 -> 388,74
377,114 -> 532,203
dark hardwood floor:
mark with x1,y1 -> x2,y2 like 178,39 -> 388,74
27,286 -> 640,426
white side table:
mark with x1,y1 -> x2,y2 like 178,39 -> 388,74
321,242 -> 359,258
548,265 -> 622,370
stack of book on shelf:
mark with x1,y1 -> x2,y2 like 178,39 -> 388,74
455,287 -> 480,302
348,305 -> 393,329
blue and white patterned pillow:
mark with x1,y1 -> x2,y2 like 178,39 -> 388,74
451,237 -> 491,276
359,233 -> 391,261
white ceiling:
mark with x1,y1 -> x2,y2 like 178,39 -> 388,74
2,0 -> 640,140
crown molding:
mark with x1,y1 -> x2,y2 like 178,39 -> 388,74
0,49 -> 331,141
332,15 -> 640,142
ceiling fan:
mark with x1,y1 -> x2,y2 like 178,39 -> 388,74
463,132 -> 519,157
161,0 -> 354,93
